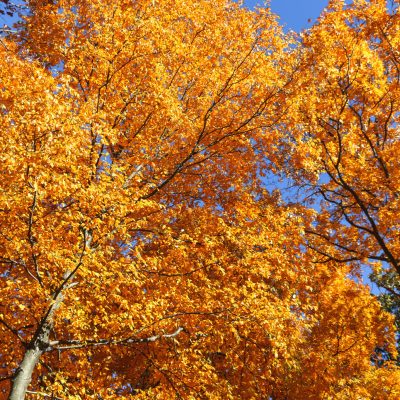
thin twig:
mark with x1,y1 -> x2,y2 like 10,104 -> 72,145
0,317 -> 26,345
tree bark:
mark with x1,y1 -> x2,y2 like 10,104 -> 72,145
9,299 -> 61,399
9,231 -> 85,399
8,346 -> 43,400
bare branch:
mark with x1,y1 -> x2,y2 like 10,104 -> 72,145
26,390 -> 62,399
0,317 -> 26,345
51,326 -> 186,351
27,190 -> 43,287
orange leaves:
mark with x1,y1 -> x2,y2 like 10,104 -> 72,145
1,0 -> 399,399
332,364 -> 400,399
277,0 -> 400,274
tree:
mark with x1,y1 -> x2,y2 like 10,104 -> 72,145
269,0 -> 400,356
273,0 -> 400,268
0,0 -> 399,399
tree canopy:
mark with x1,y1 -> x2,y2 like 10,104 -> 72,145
0,0 -> 400,399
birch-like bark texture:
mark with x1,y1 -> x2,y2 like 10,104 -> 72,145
9,348 -> 42,400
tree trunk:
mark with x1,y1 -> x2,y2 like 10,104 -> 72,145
8,345 -> 43,400
9,234 -> 87,399
9,301 -> 60,399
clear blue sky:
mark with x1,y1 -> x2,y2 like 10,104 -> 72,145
244,0 -> 328,31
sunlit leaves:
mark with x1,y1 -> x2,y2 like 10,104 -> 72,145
1,0 -> 399,399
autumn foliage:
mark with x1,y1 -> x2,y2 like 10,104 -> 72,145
0,0 -> 400,398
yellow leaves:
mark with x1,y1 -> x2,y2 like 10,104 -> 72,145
331,363 -> 400,399
1,0 -> 399,399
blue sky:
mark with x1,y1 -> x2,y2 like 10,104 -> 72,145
0,1 -> 328,33
244,0 -> 328,31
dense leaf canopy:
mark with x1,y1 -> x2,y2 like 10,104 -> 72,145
0,0 -> 400,399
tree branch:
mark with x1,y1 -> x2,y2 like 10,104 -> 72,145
50,326 -> 185,351
0,317 -> 26,345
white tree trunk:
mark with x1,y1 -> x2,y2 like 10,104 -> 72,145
9,345 -> 43,400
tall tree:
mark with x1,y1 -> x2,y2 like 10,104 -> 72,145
274,0 -> 400,267
270,0 -> 400,353
0,0 -> 399,399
